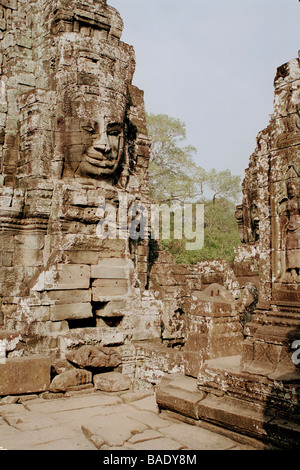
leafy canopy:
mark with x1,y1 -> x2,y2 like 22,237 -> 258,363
146,113 -> 205,203
146,112 -> 242,264
146,112 -> 241,205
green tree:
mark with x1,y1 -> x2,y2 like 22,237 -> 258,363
200,198 -> 241,262
206,168 -> 242,204
146,113 -> 206,202
161,198 -> 240,265
146,112 -> 242,264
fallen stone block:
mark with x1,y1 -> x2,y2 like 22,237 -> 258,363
93,371 -> 132,392
17,394 -> 39,403
66,345 -> 121,369
0,355 -> 51,396
49,369 -> 92,392
51,358 -> 76,375
0,395 -> 19,405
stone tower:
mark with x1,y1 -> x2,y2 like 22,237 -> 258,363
0,0 -> 163,361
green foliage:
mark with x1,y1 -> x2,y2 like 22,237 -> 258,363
206,168 -> 242,204
146,113 -> 205,202
161,199 -> 240,265
146,112 -> 242,265
199,198 -> 241,262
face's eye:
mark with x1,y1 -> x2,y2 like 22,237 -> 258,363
82,126 -> 96,134
108,130 -> 120,137
107,124 -> 122,137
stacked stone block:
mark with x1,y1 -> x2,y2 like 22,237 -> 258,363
0,0 -> 160,371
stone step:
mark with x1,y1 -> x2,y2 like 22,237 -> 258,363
156,372 -> 300,448
197,394 -> 268,438
198,355 -> 300,410
156,374 -> 205,419
158,372 -> 199,392
197,394 -> 300,449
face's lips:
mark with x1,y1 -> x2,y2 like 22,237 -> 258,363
84,151 -> 116,168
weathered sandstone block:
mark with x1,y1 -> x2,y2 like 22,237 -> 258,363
0,356 -> 51,396
91,266 -> 127,280
156,374 -> 206,420
49,369 -> 92,392
42,289 -> 91,305
93,371 -> 132,392
44,265 -> 91,291
66,345 -> 121,369
94,300 -> 126,317
49,303 -> 93,321
92,280 -> 129,299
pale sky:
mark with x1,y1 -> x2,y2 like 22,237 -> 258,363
111,0 -> 300,177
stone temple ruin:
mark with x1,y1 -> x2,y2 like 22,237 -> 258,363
0,0 -> 299,450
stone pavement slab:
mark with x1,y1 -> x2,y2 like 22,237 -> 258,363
0,390 -> 262,451
122,409 -> 172,430
82,413 -> 148,447
128,429 -> 164,444
127,437 -> 186,451
23,393 -> 123,413
0,405 -> 57,431
128,395 -> 160,412
30,437 -> 96,451
161,421 -> 249,450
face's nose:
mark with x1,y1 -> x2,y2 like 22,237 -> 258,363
92,131 -> 110,152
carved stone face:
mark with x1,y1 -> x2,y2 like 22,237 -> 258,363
77,117 -> 124,178
64,93 -> 126,180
